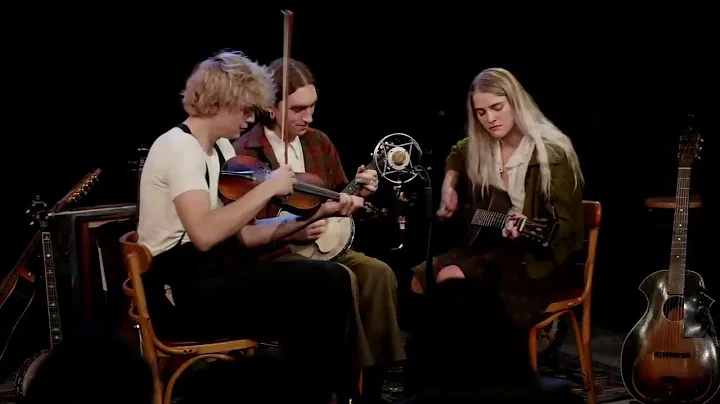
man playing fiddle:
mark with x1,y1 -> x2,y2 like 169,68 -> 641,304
233,58 -> 406,403
138,50 -> 363,403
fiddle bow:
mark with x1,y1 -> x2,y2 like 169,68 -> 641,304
280,9 -> 293,166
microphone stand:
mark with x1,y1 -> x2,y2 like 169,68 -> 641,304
413,165 -> 436,294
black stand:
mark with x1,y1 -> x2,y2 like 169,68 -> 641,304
413,166 -> 435,295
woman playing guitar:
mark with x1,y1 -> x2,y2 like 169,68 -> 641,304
411,67 -> 586,330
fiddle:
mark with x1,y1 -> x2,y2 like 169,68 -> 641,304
218,155 -> 376,218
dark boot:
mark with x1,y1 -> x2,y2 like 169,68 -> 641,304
358,365 -> 387,404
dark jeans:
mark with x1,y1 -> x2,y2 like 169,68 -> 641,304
143,239 -> 355,403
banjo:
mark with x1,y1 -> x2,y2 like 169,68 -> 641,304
277,160 -> 380,261
14,170 -> 100,399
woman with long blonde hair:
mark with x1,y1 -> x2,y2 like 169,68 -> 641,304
411,67 -> 585,329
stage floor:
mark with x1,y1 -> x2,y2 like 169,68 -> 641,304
0,325 -> 637,404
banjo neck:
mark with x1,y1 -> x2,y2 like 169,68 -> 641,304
40,230 -> 62,348
340,160 -> 379,196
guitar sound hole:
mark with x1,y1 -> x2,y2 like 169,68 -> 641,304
662,295 -> 685,322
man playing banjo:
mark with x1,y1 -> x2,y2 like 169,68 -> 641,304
233,57 -> 406,403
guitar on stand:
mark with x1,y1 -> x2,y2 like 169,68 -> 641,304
620,125 -> 719,403
12,170 -> 101,400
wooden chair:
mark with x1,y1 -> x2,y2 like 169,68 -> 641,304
119,231 -> 259,404
528,200 -> 601,404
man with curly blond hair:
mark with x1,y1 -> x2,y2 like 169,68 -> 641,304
137,50 -> 362,402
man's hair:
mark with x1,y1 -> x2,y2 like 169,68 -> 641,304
267,57 -> 315,105
182,50 -> 275,117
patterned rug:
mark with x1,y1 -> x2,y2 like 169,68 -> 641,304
537,351 -> 631,403
379,350 -> 631,403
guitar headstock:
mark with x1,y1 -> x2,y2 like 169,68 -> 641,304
63,169 -> 101,207
26,168 -> 102,229
678,117 -> 703,167
519,217 -> 558,247
27,196 -> 50,229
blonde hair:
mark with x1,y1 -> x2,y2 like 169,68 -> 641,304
465,68 -> 584,199
181,50 -> 275,117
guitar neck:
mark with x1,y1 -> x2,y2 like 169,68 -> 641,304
667,165 -> 691,295
470,208 -> 515,230
41,231 -> 62,348
340,161 -> 378,196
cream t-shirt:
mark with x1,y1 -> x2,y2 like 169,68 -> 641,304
137,126 -> 236,256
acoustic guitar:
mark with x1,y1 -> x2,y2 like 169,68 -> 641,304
461,185 -> 558,248
11,170 -> 101,400
0,169 -> 101,382
277,160 -> 382,261
620,129 -> 719,404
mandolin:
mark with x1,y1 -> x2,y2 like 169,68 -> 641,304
620,126 -> 718,404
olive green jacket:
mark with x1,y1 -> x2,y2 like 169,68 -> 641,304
445,138 -> 585,278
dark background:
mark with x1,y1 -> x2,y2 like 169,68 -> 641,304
2,8 -> 718,352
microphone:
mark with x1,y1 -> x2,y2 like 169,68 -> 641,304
372,133 -> 424,185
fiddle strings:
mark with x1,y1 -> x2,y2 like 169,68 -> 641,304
292,181 -> 374,211
280,10 -> 293,166
293,182 -> 341,200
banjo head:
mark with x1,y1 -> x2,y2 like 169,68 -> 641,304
278,210 -> 355,261
14,349 -> 50,399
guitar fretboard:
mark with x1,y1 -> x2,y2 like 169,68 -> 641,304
471,209 -> 513,229
667,167 -> 690,295
42,231 -> 62,347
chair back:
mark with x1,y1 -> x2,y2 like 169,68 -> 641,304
580,200 -> 602,296
119,231 -> 153,275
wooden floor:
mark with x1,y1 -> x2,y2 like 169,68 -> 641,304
0,326 -> 637,403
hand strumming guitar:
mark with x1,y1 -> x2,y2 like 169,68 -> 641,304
436,185 -> 458,220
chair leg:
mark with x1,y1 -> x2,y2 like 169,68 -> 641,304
582,297 -> 595,404
528,326 -> 539,370
567,312 -> 588,380
568,311 -> 598,404
137,327 -> 162,404
163,354 -> 235,404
